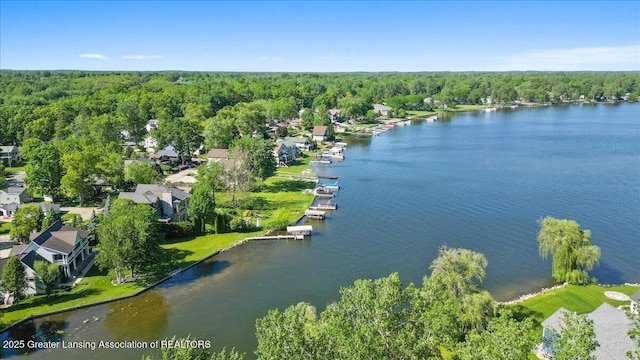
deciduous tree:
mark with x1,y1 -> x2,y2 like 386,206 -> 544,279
34,260 -> 61,298
188,182 -> 215,234
552,312 -> 599,360
10,204 -> 43,243
22,139 -> 63,201
97,198 -> 162,283
537,217 -> 601,284
1,256 -> 27,304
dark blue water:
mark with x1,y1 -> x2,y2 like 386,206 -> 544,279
2,103 -> 639,359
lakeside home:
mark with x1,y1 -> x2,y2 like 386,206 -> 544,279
542,303 -> 638,359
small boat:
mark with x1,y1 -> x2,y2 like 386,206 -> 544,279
484,107 -> 497,112
314,186 -> 336,198
311,158 -> 332,164
335,142 -> 348,148
316,200 -> 338,210
318,181 -> 340,190
317,175 -> 338,180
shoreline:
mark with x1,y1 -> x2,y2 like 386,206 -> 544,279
0,186 -> 314,334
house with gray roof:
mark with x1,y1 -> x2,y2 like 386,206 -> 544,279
0,220 -> 92,303
119,184 -> 190,222
541,303 -> 638,359
0,186 -> 33,219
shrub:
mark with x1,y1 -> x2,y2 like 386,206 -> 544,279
160,221 -> 194,239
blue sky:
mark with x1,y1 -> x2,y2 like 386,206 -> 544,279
1,1 -> 639,72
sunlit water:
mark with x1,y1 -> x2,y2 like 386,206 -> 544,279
2,103 -> 638,359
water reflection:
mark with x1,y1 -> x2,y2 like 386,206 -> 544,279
104,290 -> 169,341
0,312 -> 69,357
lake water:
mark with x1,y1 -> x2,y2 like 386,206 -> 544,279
2,103 -> 639,359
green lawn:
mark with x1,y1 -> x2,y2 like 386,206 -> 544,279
507,284 -> 640,359
0,221 -> 10,235
276,153 -> 313,176
0,177 -> 314,328
406,110 -> 438,118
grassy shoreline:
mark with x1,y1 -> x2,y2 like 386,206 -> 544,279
0,176 -> 315,329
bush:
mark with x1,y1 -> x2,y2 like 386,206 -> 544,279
160,221 -> 194,239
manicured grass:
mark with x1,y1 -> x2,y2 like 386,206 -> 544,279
276,153 -> 313,176
509,284 -> 639,322
0,221 -> 11,235
0,177 -> 314,328
162,231 -> 263,264
507,284 -> 640,359
0,266 -> 142,327
406,110 -> 438,118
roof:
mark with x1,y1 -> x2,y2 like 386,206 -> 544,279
1,186 -> 28,195
30,220 -> 87,254
119,191 -> 157,204
157,145 -> 179,158
0,145 -> 17,153
541,307 -> 569,333
19,251 -> 49,271
588,303 -> 637,359
631,289 -> 640,302
136,184 -> 191,201
289,137 -> 311,144
207,148 -> 229,159
313,126 -> 328,136
542,304 -> 639,359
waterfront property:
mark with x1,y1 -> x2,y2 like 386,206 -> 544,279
0,220 -> 92,303
312,126 -> 329,142
119,184 -> 190,222
541,303 -> 638,359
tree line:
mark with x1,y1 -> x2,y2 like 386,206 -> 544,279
1,70 -> 638,147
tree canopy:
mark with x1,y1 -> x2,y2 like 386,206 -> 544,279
96,198 -> 163,283
537,217 -> 601,284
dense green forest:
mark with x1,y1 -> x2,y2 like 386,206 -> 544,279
1,70 -> 638,147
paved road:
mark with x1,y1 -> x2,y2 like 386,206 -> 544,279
60,207 -> 99,220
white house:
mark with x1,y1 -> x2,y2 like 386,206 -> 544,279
312,126 -> 329,143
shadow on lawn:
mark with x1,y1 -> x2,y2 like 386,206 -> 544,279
138,247 -> 194,286
261,180 -> 315,193
509,304 -> 544,325
8,288 -> 104,312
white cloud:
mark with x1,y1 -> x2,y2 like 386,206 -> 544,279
488,45 -> 640,71
121,55 -> 163,60
79,53 -> 109,60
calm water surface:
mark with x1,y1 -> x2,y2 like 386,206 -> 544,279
2,104 -> 639,359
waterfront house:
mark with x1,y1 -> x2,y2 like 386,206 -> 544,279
373,104 -> 391,117
312,126 -> 329,142
287,137 -> 314,152
541,303 -> 638,359
631,290 -> 640,316
119,184 -> 190,222
329,108 -> 342,122
0,146 -> 19,165
273,141 -> 298,167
